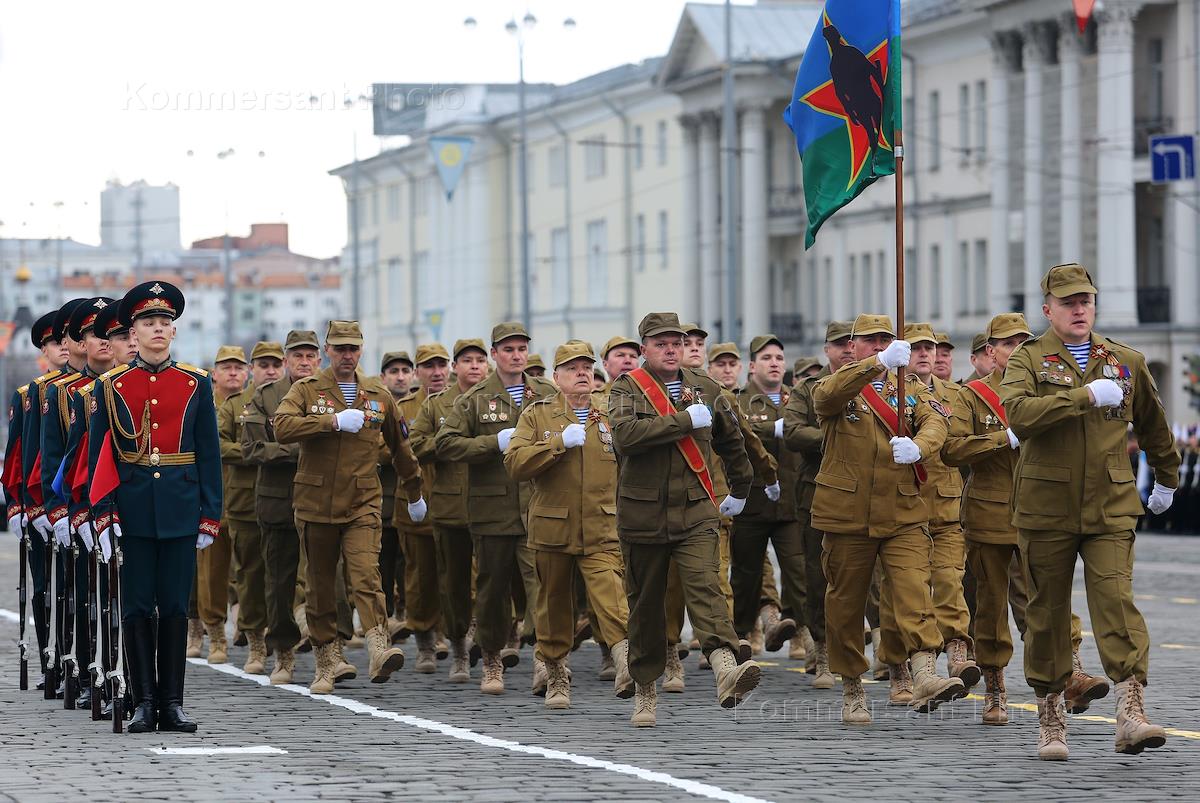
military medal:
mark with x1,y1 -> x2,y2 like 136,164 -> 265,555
499,413 -> 508,421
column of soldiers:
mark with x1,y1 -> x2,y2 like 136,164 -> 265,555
4,264 -> 1182,763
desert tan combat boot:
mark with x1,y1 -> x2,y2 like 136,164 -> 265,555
749,620 -> 765,656
981,667 -> 1008,725
812,641 -> 836,689
500,621 -> 521,669
481,651 -> 505,694
448,638 -> 470,683
388,614 -> 410,644
888,662 -> 913,705
244,631 -> 268,675
367,625 -> 405,682
414,630 -> 437,674
945,638 -> 980,694
434,633 -> 449,660
544,659 -> 570,710
293,604 -> 312,653
186,618 -> 204,658
842,677 -> 872,725
1065,650 -> 1110,713
709,647 -> 761,708
909,650 -> 964,713
1114,677 -> 1167,755
663,642 -> 685,693
870,628 -> 888,680
597,643 -> 616,680
631,681 -> 657,727
531,657 -> 548,696
1037,692 -> 1069,760
759,604 -> 798,653
205,624 -> 228,665
611,639 -> 635,699
309,642 -> 336,695
789,630 -> 807,661
270,647 -> 295,685
332,639 -> 358,683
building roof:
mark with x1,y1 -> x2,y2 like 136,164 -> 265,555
904,0 -> 973,26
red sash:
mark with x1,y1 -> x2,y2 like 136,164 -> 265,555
860,383 -> 928,485
628,368 -> 718,509
966,379 -> 1007,426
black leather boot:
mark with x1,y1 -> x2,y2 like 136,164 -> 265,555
33,592 -> 49,691
156,616 -> 197,733
125,618 -> 157,734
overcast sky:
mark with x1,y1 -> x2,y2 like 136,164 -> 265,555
0,1 -> 762,259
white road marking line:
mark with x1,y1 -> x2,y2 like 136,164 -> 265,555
0,609 -> 33,625
148,746 -> 288,755
193,659 -> 774,803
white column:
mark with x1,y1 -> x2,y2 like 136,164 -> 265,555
1058,16 -> 1084,262
1095,3 -> 1141,327
1022,21 -> 1053,318
831,224 -> 850,321
740,103 -> 769,340
698,112 -> 721,333
988,31 -> 1020,314
1169,0 -> 1200,328
680,115 -> 702,325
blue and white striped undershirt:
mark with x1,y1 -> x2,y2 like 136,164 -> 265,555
1065,342 -> 1090,373
767,392 -> 782,405
506,384 -> 525,406
665,380 -> 683,401
338,382 -> 357,406
871,379 -> 886,393
573,408 -> 590,425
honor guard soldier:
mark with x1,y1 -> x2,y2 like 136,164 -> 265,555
435,323 -> 557,694
396,343 -> 451,673
218,344 -> 270,674
811,313 -> 964,724
608,312 -> 760,727
240,330 -> 321,685
782,320 -> 856,689
504,341 -> 634,709
88,280 -> 223,733
273,320 -> 425,693
379,350 -> 414,641
1000,264 -> 1180,760
410,338 -> 490,683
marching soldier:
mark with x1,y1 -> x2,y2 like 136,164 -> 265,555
1000,264 -> 1180,760
273,321 -> 425,692
218,343 -> 272,674
397,343 -> 451,672
933,333 -> 955,382
88,280 -> 223,733
525,354 -> 547,378
782,320 -> 856,689
504,341 -> 634,709
608,312 -> 760,727
435,323 -> 556,694
410,338 -> 490,682
601,336 -> 640,386
379,350 -> 413,641
811,313 -> 964,723
240,330 -> 321,685
961,333 -> 995,385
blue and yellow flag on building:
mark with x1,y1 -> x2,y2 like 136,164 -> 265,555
783,0 -> 902,248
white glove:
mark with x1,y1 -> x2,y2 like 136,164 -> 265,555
764,481 -> 781,502
773,418 -> 784,439
877,340 -> 912,371
99,523 -> 119,563
334,409 -> 365,433
78,521 -> 94,553
890,436 -> 922,465
1006,429 -> 1019,449
32,514 -> 52,538
407,497 -> 428,523
197,532 -> 214,550
53,517 -> 71,549
561,423 -> 586,449
685,403 -> 712,430
1147,482 -> 1175,515
1086,378 -> 1123,408
719,495 -> 747,517
8,512 -> 22,536
497,427 -> 516,452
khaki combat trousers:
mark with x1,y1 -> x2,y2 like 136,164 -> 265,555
534,548 -> 628,662
400,528 -> 440,633
196,521 -> 233,629
300,514 -> 386,645
878,522 -> 971,664
229,517 -> 267,634
666,521 -> 734,644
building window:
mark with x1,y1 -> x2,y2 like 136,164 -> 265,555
264,297 -> 275,309
823,257 -> 833,318
974,80 -> 987,161
929,244 -> 942,317
656,120 -> 668,166
904,96 -> 916,170
905,247 -> 918,318
586,219 -> 608,304
524,150 -> 535,193
387,257 -> 403,318
928,90 -> 940,171
548,145 -> 565,188
551,227 -> 569,308
958,241 -> 970,316
848,254 -> 858,314
876,249 -> 886,312
1149,38 -> 1165,121
973,240 -> 988,314
387,185 -> 401,222
635,213 -> 646,273
633,125 -> 644,170
860,252 -> 872,313
293,319 -> 305,329
414,177 -> 429,217
371,190 -> 380,226
584,136 -> 606,179
525,232 -> 537,293
414,250 -> 432,314
958,83 -> 970,163
293,297 -> 305,309
658,210 -> 669,269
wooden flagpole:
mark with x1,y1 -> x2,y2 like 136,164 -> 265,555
894,129 -> 907,437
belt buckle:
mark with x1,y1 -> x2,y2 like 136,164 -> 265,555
149,453 -> 161,467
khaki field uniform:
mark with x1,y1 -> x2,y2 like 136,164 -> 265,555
1001,330 -> 1179,694
196,390 -> 235,636
394,387 -> 439,634
219,384 -> 266,637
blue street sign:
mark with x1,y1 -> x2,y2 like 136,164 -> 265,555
1150,134 -> 1196,184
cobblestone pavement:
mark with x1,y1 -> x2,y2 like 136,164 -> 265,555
1,533 -> 1199,802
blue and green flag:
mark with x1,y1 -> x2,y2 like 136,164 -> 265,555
783,0 -> 903,248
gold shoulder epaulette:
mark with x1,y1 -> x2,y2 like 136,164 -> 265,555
99,363 -> 130,382
17,384 -> 30,395
176,362 -> 209,378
